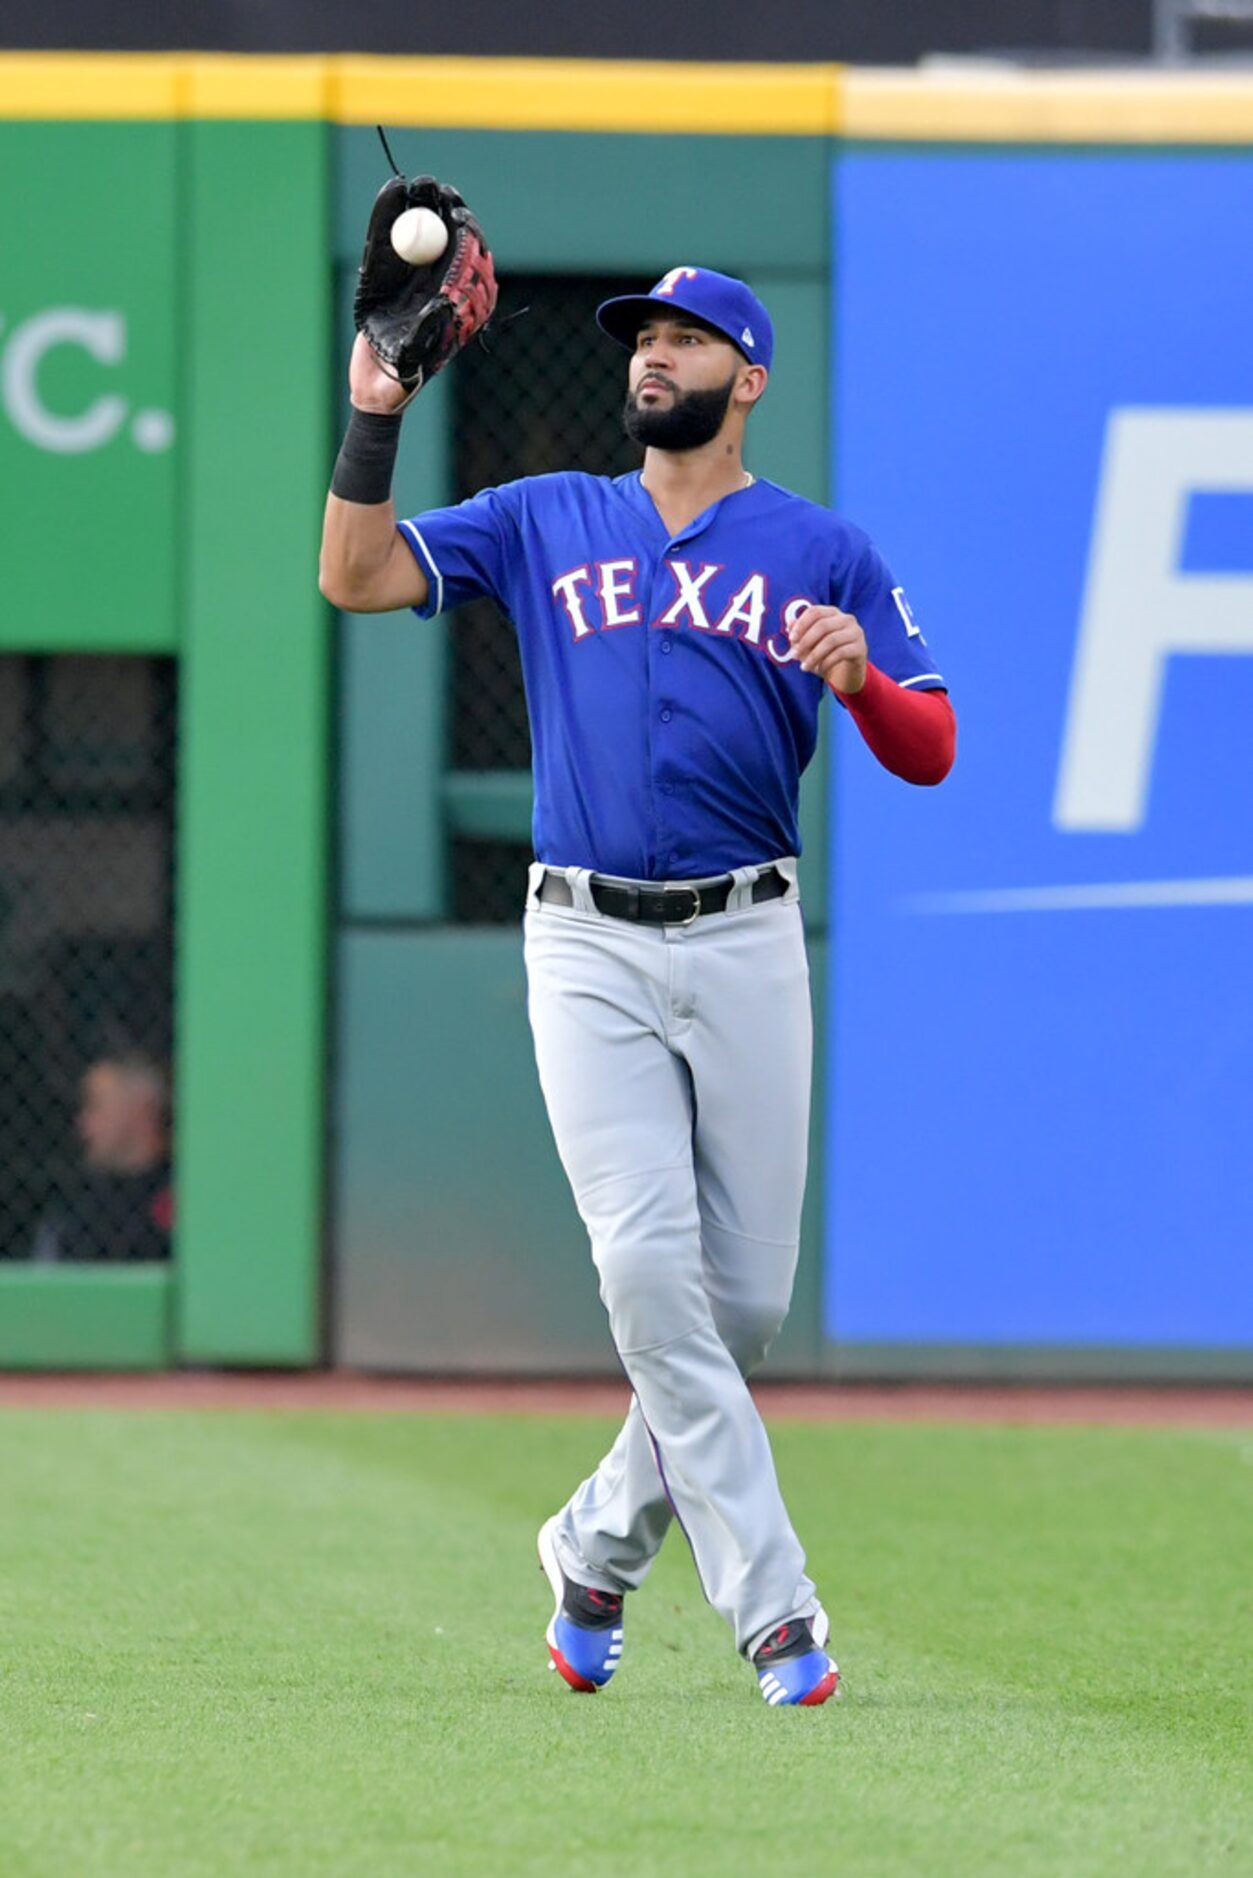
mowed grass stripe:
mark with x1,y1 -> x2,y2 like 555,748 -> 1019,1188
0,1413 -> 1248,1877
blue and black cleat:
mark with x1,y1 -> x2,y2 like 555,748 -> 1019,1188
538,1516 -> 625,1692
753,1615 -> 841,1707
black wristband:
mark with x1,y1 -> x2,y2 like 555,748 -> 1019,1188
330,407 -> 403,504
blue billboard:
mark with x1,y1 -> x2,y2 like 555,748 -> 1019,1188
826,152 -> 1253,1348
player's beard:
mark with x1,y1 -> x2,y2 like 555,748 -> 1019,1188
622,371 -> 738,451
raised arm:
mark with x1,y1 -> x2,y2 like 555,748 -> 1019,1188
318,333 -> 429,614
318,172 -> 497,615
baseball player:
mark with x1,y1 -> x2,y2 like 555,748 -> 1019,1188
321,178 -> 956,1708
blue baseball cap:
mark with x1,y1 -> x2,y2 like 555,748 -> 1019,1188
597,267 -> 774,373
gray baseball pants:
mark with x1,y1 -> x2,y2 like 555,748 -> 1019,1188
523,858 -> 821,1659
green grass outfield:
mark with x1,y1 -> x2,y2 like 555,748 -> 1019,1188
1,1410 -> 1249,1877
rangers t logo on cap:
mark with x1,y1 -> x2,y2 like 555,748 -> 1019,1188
654,267 -> 700,297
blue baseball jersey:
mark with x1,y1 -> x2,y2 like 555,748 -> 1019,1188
398,470 -> 945,880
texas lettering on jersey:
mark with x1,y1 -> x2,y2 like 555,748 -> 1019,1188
550,557 -> 809,666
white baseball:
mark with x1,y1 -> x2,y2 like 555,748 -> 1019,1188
390,207 -> 449,267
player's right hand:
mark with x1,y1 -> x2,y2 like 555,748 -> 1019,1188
348,331 -> 414,414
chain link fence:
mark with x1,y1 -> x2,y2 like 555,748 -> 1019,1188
448,271 -> 643,920
0,655 -> 176,1261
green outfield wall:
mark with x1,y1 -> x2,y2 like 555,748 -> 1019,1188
0,67 -> 333,1367
2,54 -> 1250,1375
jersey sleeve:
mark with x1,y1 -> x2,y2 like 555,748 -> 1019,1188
396,484 -> 518,619
841,537 -> 947,692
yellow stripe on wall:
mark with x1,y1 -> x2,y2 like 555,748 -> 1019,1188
0,52 -> 331,120
0,50 -> 836,133
0,52 -> 183,119
843,67 -> 1253,144
331,55 -> 839,135
0,51 -> 1251,144
185,55 -> 332,120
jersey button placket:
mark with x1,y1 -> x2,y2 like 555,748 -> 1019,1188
648,564 -> 681,868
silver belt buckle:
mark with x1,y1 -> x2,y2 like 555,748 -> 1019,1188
675,887 -> 701,926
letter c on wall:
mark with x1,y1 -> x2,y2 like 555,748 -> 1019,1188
2,308 -> 128,453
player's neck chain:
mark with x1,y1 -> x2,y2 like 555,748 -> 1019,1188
644,470 -> 753,490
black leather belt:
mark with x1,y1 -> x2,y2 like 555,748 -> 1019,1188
537,865 -> 788,925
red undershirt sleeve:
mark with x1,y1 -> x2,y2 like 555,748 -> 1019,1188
835,662 -> 956,785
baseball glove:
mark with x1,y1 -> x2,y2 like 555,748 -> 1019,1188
354,174 -> 498,394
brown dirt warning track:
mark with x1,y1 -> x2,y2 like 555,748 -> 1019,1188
0,1371 -> 1250,1427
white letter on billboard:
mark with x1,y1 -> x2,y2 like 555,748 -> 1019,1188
2,308 -> 128,453
1055,409 -> 1253,832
